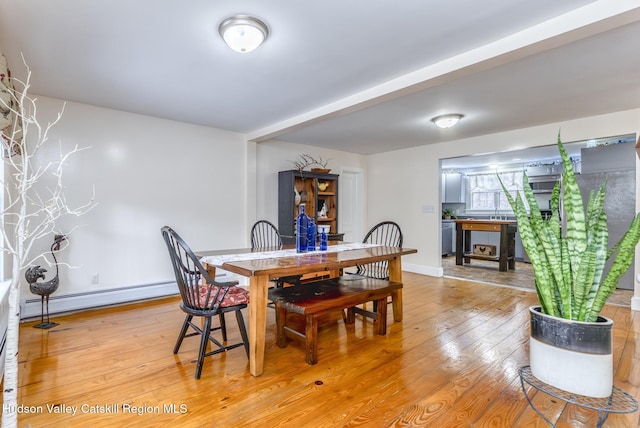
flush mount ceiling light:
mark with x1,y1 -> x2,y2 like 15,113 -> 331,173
431,114 -> 464,129
218,15 -> 269,53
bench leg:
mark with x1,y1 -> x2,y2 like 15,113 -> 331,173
345,307 -> 356,324
375,297 -> 388,335
305,314 -> 318,365
275,305 -> 288,348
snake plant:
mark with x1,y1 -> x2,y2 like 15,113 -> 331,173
500,135 -> 640,322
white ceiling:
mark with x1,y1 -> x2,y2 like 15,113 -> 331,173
0,1 -> 638,156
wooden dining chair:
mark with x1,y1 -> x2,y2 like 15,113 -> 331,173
250,219 -> 283,249
356,221 -> 403,278
161,226 -> 249,379
351,221 -> 403,320
250,220 -> 301,288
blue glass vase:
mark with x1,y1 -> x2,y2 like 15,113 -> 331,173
320,227 -> 328,251
296,204 -> 308,253
307,217 -> 316,251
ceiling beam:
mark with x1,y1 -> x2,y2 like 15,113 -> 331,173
247,1 -> 640,143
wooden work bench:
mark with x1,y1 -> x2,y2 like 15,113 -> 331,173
454,219 -> 517,272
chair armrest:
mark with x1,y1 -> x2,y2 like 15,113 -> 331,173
212,280 -> 240,288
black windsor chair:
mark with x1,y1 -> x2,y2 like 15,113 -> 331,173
250,220 -> 302,288
161,226 -> 249,379
350,221 -> 404,320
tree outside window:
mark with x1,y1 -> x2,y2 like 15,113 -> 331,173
468,171 -> 525,212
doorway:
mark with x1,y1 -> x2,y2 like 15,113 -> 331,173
339,168 -> 364,243
440,135 -> 636,304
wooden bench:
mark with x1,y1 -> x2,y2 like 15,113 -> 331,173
268,276 -> 403,365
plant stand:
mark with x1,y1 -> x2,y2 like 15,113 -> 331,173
519,366 -> 638,427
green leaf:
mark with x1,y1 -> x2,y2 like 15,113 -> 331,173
558,136 -> 587,282
501,134 -> 640,321
586,213 -> 640,321
499,173 -> 559,317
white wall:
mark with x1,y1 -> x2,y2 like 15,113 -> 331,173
11,96 -> 640,312
255,140 -> 367,226
368,109 -> 640,286
21,97 -> 249,300
9,99 -> 368,314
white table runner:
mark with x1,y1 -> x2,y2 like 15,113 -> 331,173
200,242 -> 380,267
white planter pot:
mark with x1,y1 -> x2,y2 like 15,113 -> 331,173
529,306 -> 613,398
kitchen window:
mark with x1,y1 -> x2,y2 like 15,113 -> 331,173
467,171 -> 526,212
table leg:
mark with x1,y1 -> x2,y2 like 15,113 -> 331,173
248,274 -> 269,376
499,224 -> 508,272
463,230 -> 471,263
508,230 -> 516,270
455,223 -> 463,266
388,257 -> 403,322
204,263 -> 216,281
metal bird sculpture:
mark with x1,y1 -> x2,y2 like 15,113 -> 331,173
25,234 -> 66,329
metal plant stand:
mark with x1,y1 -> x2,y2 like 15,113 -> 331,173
519,366 -> 638,427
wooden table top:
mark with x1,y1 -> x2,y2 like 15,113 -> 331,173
197,246 -> 417,278
454,219 -> 517,225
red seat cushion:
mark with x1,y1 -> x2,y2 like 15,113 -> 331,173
197,285 -> 249,308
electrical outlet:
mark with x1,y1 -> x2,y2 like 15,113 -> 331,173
91,273 -> 99,285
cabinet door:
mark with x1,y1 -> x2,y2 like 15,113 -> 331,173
279,170 -> 339,243
315,177 -> 338,234
444,173 -> 466,203
442,223 -> 454,255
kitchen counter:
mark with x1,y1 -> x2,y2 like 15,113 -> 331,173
454,219 -> 517,272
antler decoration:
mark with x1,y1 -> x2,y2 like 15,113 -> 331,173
289,154 -> 330,172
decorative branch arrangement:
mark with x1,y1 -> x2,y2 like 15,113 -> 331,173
0,54 -> 22,158
289,154 -> 330,172
0,53 -> 96,428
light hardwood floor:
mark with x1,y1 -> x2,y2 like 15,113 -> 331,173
9,272 -> 640,427
441,256 -> 634,307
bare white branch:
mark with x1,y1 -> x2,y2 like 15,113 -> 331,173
1,54 -> 96,428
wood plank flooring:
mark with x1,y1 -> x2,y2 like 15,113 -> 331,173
441,256 -> 634,307
7,272 -> 640,427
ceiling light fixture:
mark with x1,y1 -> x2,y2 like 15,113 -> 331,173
218,15 -> 270,53
431,114 -> 464,129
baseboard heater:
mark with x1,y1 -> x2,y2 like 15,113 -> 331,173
20,272 -> 234,320
20,280 -> 178,320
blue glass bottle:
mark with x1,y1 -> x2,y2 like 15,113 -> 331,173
307,217 -> 316,251
320,227 -> 328,251
296,204 -> 308,253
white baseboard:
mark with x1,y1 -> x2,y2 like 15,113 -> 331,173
403,262 -> 442,277
631,296 -> 640,312
20,281 -> 179,320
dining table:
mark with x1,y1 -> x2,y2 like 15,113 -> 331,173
198,243 -> 417,377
